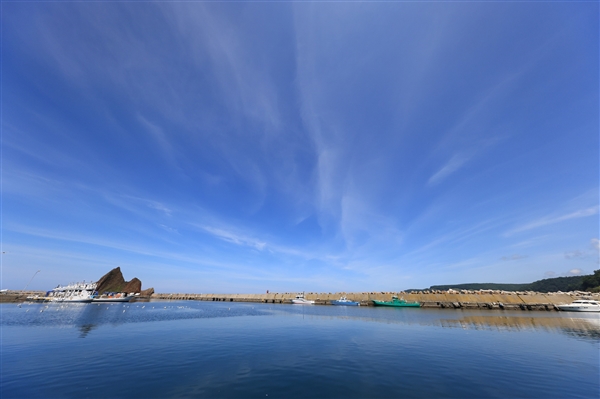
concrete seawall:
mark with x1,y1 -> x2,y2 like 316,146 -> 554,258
0,291 -> 46,303
3,290 -> 598,310
149,291 -> 600,311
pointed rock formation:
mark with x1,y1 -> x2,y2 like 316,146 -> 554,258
96,267 -> 126,293
96,267 -> 144,294
123,278 -> 142,293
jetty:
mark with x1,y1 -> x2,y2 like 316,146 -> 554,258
3,289 -> 598,310
0,290 -> 47,303
148,290 -> 600,311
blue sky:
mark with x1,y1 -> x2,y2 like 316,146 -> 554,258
2,1 -> 598,293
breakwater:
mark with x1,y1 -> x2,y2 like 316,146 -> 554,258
0,291 -> 46,303
150,291 -> 600,310
3,290 -> 598,310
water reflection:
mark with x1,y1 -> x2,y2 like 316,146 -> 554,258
7,301 -> 600,342
438,315 -> 600,341
277,305 -> 600,342
5,301 -> 134,338
78,323 -> 97,338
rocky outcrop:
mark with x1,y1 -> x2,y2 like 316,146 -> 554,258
140,287 -> 154,297
96,267 -> 143,294
122,278 -> 142,293
96,267 -> 126,293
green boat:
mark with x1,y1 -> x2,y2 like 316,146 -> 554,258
372,296 -> 420,307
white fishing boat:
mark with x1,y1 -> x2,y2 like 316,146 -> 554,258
292,293 -> 314,304
556,299 -> 600,312
48,281 -> 96,303
92,292 -> 136,302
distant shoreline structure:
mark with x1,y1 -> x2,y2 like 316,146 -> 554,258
3,289 -> 598,311
157,290 -> 599,313
4,270 -> 598,309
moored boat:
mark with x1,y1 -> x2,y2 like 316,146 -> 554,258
331,296 -> 359,306
92,292 -> 136,302
556,299 -> 600,312
48,281 -> 96,303
292,293 -> 314,304
372,296 -> 420,308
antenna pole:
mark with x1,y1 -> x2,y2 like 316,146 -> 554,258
24,270 -> 41,291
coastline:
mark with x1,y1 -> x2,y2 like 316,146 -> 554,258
134,290 -> 600,310
3,289 -> 598,310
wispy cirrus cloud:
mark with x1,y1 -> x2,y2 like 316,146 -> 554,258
195,224 -> 267,251
427,154 -> 470,186
500,254 -> 528,261
505,206 -> 599,236
4,224 -> 258,275
564,250 -> 586,260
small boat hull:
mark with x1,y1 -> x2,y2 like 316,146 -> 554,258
292,299 -> 315,304
292,293 -> 314,304
92,296 -> 134,303
556,305 -> 600,312
52,298 -> 93,303
331,300 -> 359,306
372,297 -> 420,307
92,295 -> 134,302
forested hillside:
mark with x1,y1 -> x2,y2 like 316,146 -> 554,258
429,272 -> 599,293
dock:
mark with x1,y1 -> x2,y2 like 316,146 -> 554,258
3,289 -> 597,310
148,290 -> 600,311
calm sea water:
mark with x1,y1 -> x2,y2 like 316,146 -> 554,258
1,301 -> 598,398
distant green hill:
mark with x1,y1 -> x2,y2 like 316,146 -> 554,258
429,283 -> 529,291
428,274 -> 593,293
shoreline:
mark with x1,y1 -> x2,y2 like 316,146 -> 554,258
149,291 -> 599,311
4,290 -> 597,311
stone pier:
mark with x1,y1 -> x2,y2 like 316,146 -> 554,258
3,289 -> 597,310
148,291 -> 599,310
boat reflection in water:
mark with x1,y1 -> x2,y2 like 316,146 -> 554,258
78,323 -> 97,338
295,306 -> 600,343
437,314 -> 600,341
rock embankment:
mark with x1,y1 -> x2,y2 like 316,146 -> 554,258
149,290 -> 600,310
0,291 -> 45,303
96,267 -> 152,295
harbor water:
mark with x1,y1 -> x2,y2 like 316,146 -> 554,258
1,301 -> 598,398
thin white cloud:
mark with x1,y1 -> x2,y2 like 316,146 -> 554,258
4,224 -> 253,274
137,115 -> 180,168
146,201 -> 173,217
187,221 -> 342,264
197,225 -> 267,251
506,206 -> 599,235
407,217 -> 505,257
168,3 -> 281,132
500,254 -> 528,261
6,224 -> 166,258
568,268 -> 583,276
100,193 -> 174,219
428,154 -> 469,186
564,250 -> 586,260
159,224 -> 179,234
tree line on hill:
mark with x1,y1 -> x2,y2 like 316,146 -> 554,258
427,270 -> 600,293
